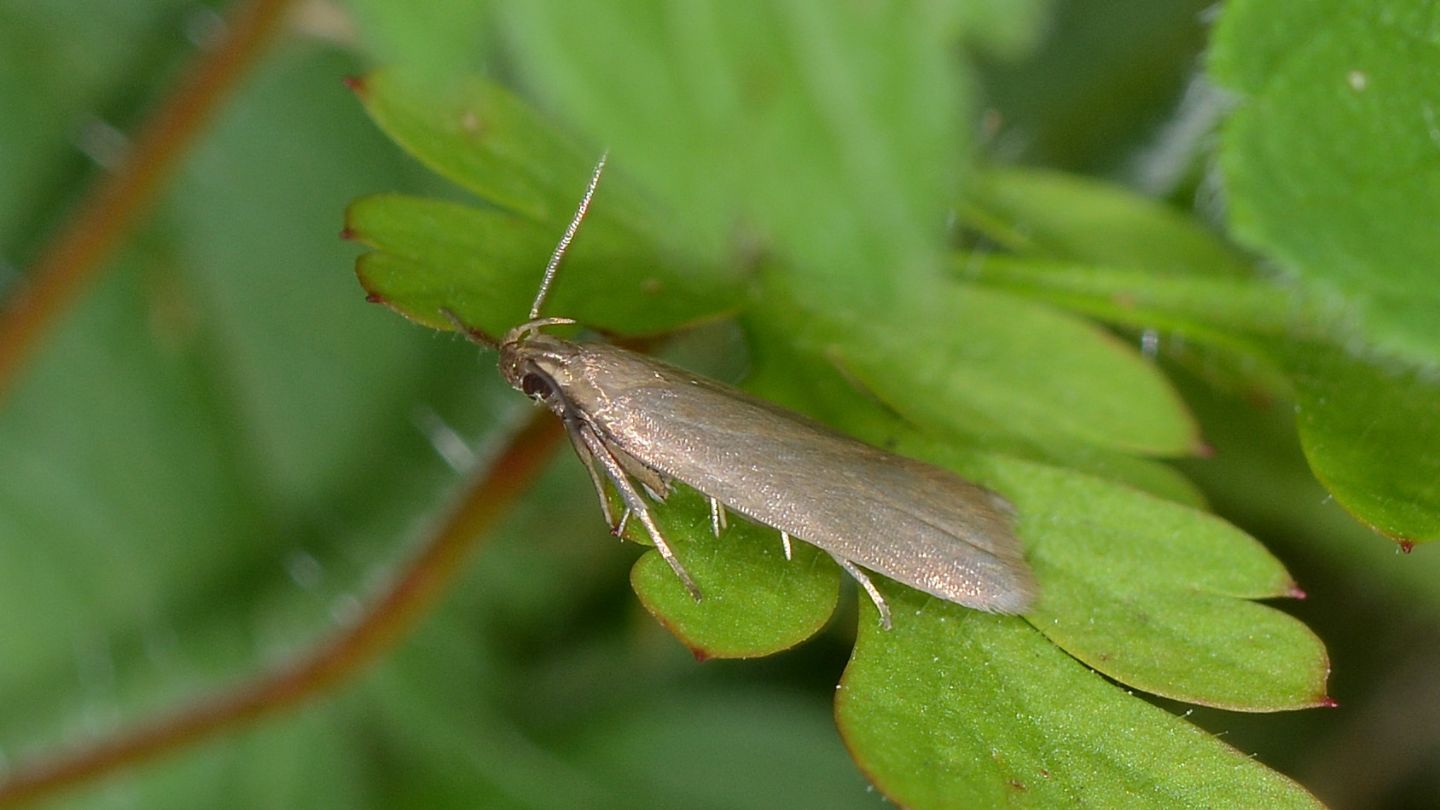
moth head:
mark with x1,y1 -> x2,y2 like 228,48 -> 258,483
498,317 -> 578,408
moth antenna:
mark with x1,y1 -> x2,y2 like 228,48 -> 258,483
529,150 -> 609,320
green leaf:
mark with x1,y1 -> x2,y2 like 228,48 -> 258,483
504,0 -> 980,302
956,254 -> 1301,393
758,278 -> 1201,457
836,586 -> 1322,808
948,0 -> 1050,58
627,486 -> 841,659
964,167 -> 1255,277
955,162 -> 1440,544
954,253 -> 1440,545
352,68 -> 598,224
1211,0 -> 1440,364
1018,441 -> 1207,509
1283,344 -> 1440,544
345,0 -> 498,81
347,193 -> 741,337
972,0 -> 1220,173
979,455 -> 1327,711
559,686 -> 880,809
957,254 -> 1301,341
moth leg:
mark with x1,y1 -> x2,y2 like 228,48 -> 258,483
565,421 -> 618,529
577,426 -> 702,601
709,497 -> 728,538
616,445 -> 670,501
831,555 -> 892,630
615,509 -> 632,539
780,531 -> 793,561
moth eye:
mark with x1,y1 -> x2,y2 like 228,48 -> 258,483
520,372 -> 552,400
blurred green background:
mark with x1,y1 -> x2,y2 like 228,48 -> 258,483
1,1 -> 1438,807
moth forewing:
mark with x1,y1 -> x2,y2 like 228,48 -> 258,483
515,335 -> 1038,616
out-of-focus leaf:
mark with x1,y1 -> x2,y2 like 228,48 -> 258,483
958,160 -> 1440,547
953,253 -> 1440,546
964,168 -> 1253,276
353,69 -> 616,227
0,0 -> 197,259
974,0 -> 1215,174
956,253 -> 1299,394
347,193 -> 740,337
758,277 -> 1200,457
836,586 -> 1322,808
560,686 -> 880,809
949,0 -> 1051,58
958,254 -> 1301,341
0,42 -> 514,807
0,260 -> 263,702
504,0 -> 981,303
345,0 -> 498,81
1211,0 -> 1440,364
1283,344 -> 1440,545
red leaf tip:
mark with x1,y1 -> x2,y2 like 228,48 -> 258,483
690,648 -> 711,663
1318,696 -> 1339,708
364,293 -> 383,304
339,226 -> 356,241
1400,540 -> 1415,554
1288,584 -> 1308,600
1195,441 -> 1216,459
342,75 -> 366,94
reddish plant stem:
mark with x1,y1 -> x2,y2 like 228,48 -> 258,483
0,414 -> 564,807
0,0 -> 297,405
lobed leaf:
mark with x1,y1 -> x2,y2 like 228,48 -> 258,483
347,193 -> 741,337
977,455 -> 1328,711
837,585 -> 1322,808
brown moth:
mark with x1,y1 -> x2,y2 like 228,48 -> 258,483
447,155 -> 1036,628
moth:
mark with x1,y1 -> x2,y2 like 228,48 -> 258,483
446,155 -> 1037,628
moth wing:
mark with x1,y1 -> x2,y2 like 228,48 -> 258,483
575,347 -> 1037,613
